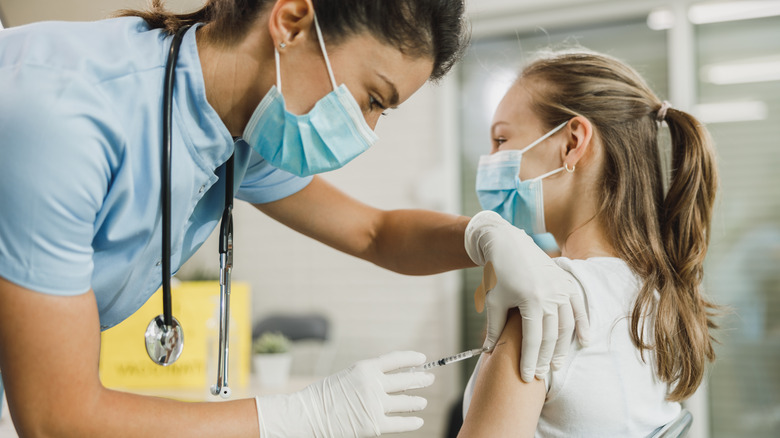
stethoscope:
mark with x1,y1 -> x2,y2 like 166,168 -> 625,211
143,25 -> 235,399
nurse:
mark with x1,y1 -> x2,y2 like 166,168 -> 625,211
0,0 -> 588,436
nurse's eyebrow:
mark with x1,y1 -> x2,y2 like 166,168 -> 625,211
377,73 -> 400,108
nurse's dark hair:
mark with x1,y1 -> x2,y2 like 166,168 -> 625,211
119,0 -> 469,81
519,50 -> 719,402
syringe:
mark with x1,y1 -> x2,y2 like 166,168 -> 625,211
410,347 -> 491,372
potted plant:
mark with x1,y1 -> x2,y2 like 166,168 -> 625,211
252,332 -> 292,388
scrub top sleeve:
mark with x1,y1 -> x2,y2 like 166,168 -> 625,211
235,144 -> 313,204
0,65 -> 118,296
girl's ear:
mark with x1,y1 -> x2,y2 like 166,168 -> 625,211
267,0 -> 315,49
562,116 -> 593,170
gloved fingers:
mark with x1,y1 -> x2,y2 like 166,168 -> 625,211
551,301 -> 575,370
383,394 -> 428,413
376,351 -> 427,373
519,310 -> 543,383
382,371 -> 435,393
534,312 -> 558,379
569,289 -> 591,347
482,289 -> 509,351
464,211 -> 507,266
379,415 -> 425,434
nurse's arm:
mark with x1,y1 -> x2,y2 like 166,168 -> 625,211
254,176 -> 475,275
0,277 -> 259,438
458,309 -> 546,438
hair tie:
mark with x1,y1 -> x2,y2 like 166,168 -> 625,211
656,101 -> 672,122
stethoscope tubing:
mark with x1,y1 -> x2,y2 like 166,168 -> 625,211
161,25 -> 189,329
154,25 -> 235,398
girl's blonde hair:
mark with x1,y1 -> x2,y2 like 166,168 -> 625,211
521,50 -> 718,401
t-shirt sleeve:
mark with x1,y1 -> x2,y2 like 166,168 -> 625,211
0,65 -> 117,295
234,139 -> 313,204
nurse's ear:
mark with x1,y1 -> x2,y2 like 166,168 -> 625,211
267,0 -> 316,49
561,116 -> 594,171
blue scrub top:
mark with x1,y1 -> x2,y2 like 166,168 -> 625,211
0,18 -> 312,329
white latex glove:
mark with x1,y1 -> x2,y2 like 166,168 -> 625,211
465,210 -> 590,382
255,351 -> 434,437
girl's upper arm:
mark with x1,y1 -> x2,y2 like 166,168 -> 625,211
459,309 -> 546,438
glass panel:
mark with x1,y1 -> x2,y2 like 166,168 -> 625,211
458,18 -> 668,381
697,15 -> 780,438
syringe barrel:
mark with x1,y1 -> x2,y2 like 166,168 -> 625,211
408,347 -> 488,372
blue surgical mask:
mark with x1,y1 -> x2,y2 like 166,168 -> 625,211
475,122 -> 568,234
242,15 -> 378,177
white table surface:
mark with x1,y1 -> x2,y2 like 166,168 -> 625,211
0,376 -> 316,437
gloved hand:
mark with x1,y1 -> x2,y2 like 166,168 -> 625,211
255,351 -> 434,437
465,210 -> 590,382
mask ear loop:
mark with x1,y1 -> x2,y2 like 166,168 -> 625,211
518,121 -> 568,154
531,166 -> 566,182
313,14 -> 338,91
518,121 -> 569,182
274,48 -> 282,93
274,15 -> 337,96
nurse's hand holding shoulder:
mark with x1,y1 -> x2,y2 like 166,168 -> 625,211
464,210 -> 590,382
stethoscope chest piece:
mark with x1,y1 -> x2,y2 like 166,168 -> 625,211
145,314 -> 184,366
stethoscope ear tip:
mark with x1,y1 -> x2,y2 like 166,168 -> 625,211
210,385 -> 231,399
220,387 -> 232,399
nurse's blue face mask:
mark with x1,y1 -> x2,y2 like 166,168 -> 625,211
242,14 -> 379,177
475,121 -> 568,234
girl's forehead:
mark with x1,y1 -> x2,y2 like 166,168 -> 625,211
493,84 -> 539,127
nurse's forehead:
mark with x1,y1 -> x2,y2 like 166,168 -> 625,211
330,34 -> 434,101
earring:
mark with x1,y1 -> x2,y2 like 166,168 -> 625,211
564,162 -> 576,173
279,42 -> 287,49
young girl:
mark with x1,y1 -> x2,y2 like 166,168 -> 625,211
460,50 -> 719,437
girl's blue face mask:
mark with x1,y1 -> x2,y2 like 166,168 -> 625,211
475,121 -> 568,234
242,15 -> 378,177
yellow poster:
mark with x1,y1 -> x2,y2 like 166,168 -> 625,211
99,282 -> 251,392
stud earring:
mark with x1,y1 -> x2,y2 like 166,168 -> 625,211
279,42 -> 287,49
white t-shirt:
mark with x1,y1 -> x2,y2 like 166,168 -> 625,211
463,257 -> 681,437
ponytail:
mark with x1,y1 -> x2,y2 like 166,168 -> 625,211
641,106 -> 719,400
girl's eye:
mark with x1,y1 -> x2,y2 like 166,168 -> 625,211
494,137 -> 507,146
369,96 -> 389,116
